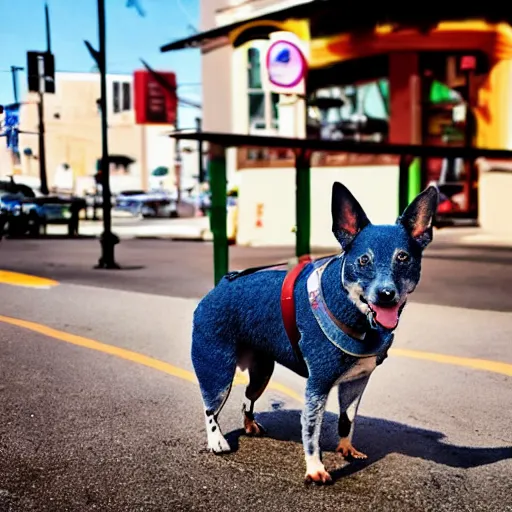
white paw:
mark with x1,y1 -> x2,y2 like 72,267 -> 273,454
207,431 -> 231,453
304,454 -> 332,485
205,415 -> 231,453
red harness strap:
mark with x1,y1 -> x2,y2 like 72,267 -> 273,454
280,255 -> 312,366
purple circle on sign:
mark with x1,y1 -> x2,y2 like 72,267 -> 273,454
266,40 -> 306,88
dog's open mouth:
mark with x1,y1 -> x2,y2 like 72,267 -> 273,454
360,296 -> 406,330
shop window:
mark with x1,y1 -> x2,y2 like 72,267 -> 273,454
112,81 -> 132,113
122,82 -> 131,111
306,79 -> 389,143
113,81 -> 121,113
247,46 -> 279,134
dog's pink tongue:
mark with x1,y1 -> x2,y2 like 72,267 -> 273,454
370,304 -> 400,330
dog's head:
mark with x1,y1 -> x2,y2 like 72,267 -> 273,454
331,182 -> 439,330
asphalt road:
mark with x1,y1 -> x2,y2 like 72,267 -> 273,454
1,234 -> 512,311
0,236 -> 511,511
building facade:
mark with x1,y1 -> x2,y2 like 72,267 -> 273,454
1,72 -> 178,195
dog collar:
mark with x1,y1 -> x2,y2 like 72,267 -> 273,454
307,258 -> 393,358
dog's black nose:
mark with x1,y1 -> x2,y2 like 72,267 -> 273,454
377,289 -> 396,303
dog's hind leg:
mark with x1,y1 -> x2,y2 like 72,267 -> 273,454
192,328 -> 237,454
335,375 -> 370,460
204,386 -> 233,454
242,353 -> 275,436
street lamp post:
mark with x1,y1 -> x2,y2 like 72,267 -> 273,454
86,0 -> 120,269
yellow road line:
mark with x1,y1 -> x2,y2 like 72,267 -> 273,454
390,348 -> 512,377
0,315 -> 510,410
0,270 -> 59,289
0,314 -> 304,403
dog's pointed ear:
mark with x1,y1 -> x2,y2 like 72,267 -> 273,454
397,186 -> 439,248
331,182 -> 371,249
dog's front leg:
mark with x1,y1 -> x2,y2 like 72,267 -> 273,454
336,376 -> 370,460
301,379 -> 332,485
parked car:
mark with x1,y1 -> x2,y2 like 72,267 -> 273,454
114,189 -> 178,218
0,179 -> 85,236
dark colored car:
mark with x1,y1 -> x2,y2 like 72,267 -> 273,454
0,184 -> 42,237
0,180 -> 85,237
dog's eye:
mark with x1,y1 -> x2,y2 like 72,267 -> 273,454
358,254 -> 370,266
396,251 -> 410,262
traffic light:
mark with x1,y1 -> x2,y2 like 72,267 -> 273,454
27,51 -> 55,94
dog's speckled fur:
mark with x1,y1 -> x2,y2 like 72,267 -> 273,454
191,182 -> 438,484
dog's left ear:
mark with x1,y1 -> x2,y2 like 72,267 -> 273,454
332,182 -> 371,250
397,186 -> 439,248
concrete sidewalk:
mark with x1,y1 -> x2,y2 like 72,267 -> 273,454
433,226 -> 512,248
47,216 -> 212,241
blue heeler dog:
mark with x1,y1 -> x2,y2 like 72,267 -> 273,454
191,182 -> 438,485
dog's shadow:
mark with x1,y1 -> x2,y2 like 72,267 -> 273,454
226,409 -> 512,481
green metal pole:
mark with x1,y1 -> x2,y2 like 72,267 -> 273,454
408,157 -> 422,204
208,143 -> 228,285
295,149 -> 311,258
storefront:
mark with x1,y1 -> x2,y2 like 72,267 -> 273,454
162,3 -> 512,245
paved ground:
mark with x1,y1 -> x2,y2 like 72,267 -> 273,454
49,216 -> 211,240
0,236 -> 511,511
1,233 -> 512,311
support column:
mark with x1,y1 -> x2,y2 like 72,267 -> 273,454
389,52 -> 422,207
208,143 -> 228,286
295,149 -> 311,258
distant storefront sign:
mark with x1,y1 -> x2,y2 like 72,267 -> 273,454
133,69 -> 177,125
3,104 -> 20,152
266,40 -> 306,89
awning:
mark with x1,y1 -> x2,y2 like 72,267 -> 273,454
161,3 -> 512,53
160,0 -> 328,52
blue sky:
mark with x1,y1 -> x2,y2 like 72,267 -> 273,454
0,0 -> 201,128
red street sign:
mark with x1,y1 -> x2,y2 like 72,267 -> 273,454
134,69 -> 177,125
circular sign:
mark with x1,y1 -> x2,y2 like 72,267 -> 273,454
266,40 -> 306,88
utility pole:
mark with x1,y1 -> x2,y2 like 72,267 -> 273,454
45,2 -> 51,52
37,2 -> 52,195
26,2 -> 54,195
38,84 -> 49,195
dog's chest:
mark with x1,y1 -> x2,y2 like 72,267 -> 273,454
334,355 -> 378,385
